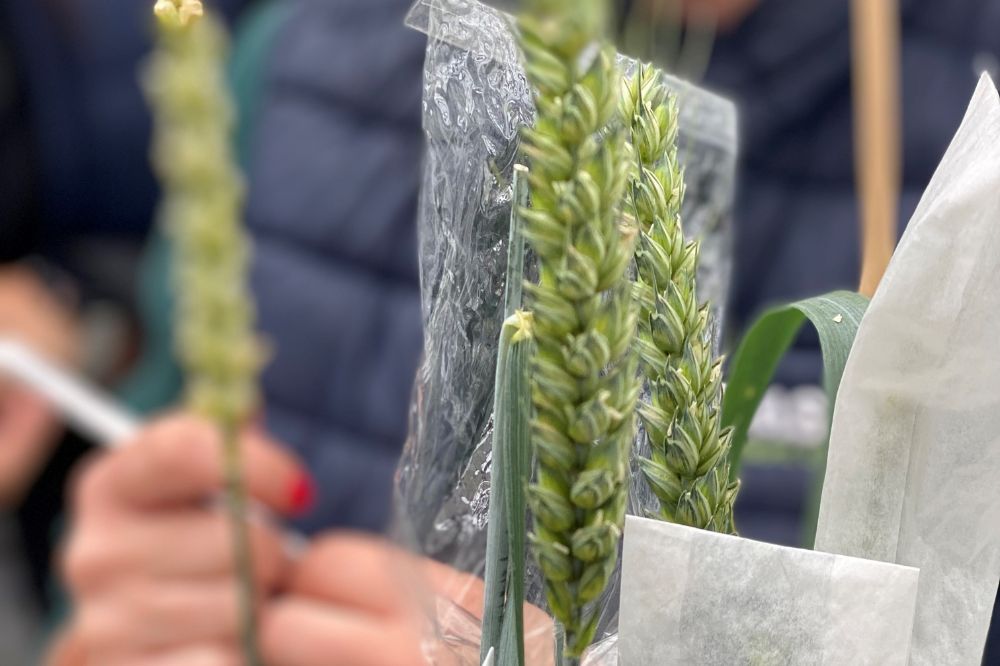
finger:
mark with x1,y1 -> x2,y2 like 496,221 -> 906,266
419,559 -> 555,665
79,413 -> 312,515
0,388 -> 58,505
102,644 -> 241,666
76,579 -> 248,653
0,266 -> 79,363
0,386 -> 54,441
64,510 -> 289,594
420,556 -> 488,618
289,533 -> 419,617
260,598 -> 425,666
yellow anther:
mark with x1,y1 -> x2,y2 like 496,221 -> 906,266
153,0 -> 203,28
510,309 -> 535,343
153,0 -> 179,25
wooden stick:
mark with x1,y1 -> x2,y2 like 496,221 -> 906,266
851,0 -> 902,297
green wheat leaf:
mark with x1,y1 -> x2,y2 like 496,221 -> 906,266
722,290 -> 869,478
481,167 -> 531,666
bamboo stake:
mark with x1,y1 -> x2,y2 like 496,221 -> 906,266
851,0 -> 902,297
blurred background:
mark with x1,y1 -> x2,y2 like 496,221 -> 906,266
1,0 -> 998,662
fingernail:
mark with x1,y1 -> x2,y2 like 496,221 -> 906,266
287,473 -> 316,516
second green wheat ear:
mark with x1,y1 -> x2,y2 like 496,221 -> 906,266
622,65 -> 740,534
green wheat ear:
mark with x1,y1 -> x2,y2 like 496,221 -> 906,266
145,7 -> 264,665
621,64 -> 740,534
518,0 -> 640,661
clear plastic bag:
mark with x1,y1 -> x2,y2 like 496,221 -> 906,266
394,1 -> 738,661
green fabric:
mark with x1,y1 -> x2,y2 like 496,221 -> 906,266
117,0 -> 289,415
231,0 -> 293,168
114,229 -> 182,414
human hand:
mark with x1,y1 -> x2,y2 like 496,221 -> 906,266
0,264 -> 80,506
259,534 -> 558,666
258,533 -> 427,666
56,413 -> 314,665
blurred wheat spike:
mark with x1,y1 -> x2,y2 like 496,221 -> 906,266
622,65 -> 740,534
145,7 -> 263,664
518,0 -> 640,660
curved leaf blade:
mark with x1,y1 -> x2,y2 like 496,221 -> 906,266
722,291 -> 870,478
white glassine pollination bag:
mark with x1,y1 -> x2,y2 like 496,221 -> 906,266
619,516 -> 919,665
815,74 -> 1000,665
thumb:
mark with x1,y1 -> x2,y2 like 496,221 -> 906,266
0,388 -> 59,506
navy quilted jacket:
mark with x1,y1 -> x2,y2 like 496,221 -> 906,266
245,0 -> 426,534
0,0 -> 244,248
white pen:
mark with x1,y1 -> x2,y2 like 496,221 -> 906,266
0,338 -> 140,445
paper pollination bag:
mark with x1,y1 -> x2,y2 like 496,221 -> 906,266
815,74 -> 1000,665
619,516 -> 920,665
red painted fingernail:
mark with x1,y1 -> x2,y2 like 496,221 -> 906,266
288,473 -> 316,516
